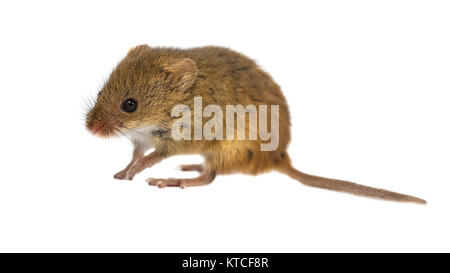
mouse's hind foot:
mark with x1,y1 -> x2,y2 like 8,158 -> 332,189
179,164 -> 204,173
146,169 -> 216,189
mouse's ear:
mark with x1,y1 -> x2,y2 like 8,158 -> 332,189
163,58 -> 198,91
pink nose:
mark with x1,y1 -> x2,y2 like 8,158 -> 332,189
87,118 -> 121,137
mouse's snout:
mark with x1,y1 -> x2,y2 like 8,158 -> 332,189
86,111 -> 122,138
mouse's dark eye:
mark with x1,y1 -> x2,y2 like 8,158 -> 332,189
121,98 -> 138,113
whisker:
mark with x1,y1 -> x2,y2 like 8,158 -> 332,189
121,125 -> 150,138
116,128 -> 133,143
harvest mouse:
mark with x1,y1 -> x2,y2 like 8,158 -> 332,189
85,45 -> 426,204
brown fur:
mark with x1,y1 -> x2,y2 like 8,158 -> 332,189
85,45 -> 426,204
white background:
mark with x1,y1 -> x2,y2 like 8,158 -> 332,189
0,0 -> 449,252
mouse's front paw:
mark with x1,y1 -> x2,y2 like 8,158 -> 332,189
125,159 -> 145,180
125,166 -> 137,180
113,169 -> 128,180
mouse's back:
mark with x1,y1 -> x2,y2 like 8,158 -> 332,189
179,46 -> 292,174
